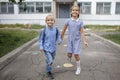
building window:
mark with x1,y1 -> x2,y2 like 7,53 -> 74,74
44,2 -> 51,13
19,2 -> 34,13
19,3 -> 26,13
78,2 -> 91,14
8,3 -> 14,13
36,2 -> 43,13
1,3 -> 7,13
27,2 -> 34,13
19,2 -> 51,13
0,2 -> 14,14
96,2 -> 111,14
116,2 -> 120,14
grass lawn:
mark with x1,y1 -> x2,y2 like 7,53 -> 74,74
101,34 -> 120,45
85,25 -> 120,32
0,24 -> 44,29
0,30 -> 39,57
85,25 -> 120,45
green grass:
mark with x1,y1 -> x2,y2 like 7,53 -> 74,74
0,30 -> 39,57
85,25 -> 120,45
101,34 -> 120,44
0,24 -> 44,29
85,25 -> 120,32
30,24 -> 44,29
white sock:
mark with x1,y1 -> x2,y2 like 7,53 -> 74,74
76,60 -> 81,69
75,60 -> 81,75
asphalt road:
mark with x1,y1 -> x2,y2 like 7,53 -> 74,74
0,34 -> 120,80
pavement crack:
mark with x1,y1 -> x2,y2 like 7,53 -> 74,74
41,74 -> 46,80
31,54 -> 41,65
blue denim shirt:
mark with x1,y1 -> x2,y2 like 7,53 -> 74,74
39,26 -> 61,53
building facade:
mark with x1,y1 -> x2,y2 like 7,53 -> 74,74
0,0 -> 120,25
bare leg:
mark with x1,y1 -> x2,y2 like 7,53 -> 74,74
74,54 -> 81,75
67,53 -> 72,58
67,53 -> 72,62
74,54 -> 80,61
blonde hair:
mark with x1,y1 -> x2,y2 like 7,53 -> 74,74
70,5 -> 80,17
45,14 -> 55,21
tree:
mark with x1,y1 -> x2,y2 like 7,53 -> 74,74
9,0 -> 27,11
9,0 -> 24,4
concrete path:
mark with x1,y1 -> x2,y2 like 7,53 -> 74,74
0,34 -> 120,80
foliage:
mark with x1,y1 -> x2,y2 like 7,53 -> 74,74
9,0 -> 24,4
9,0 -> 27,11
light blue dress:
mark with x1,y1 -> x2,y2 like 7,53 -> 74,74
65,18 -> 84,54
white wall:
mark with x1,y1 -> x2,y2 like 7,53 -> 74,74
0,0 -> 53,25
0,14 -> 49,25
0,0 -> 120,25
81,15 -> 120,25
78,0 -> 120,25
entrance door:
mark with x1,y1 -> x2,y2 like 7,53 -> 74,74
59,4 -> 70,18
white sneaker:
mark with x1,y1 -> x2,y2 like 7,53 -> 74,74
75,68 -> 81,75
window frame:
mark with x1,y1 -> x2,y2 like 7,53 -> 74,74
19,2 -> 51,14
36,2 -> 43,13
0,2 -> 14,14
96,2 -> 111,15
115,2 -> 120,14
26,2 -> 35,13
43,2 -> 51,13
78,2 -> 91,14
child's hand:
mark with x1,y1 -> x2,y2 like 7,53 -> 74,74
83,41 -> 88,48
39,49 -> 44,53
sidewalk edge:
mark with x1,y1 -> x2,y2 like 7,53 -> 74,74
91,33 -> 120,51
0,36 -> 38,70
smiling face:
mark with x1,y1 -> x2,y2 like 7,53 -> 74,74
45,15 -> 55,27
71,6 -> 80,18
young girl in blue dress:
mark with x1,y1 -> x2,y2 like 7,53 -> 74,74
61,5 -> 88,75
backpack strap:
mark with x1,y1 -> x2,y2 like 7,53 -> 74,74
42,27 -> 58,43
56,27 -> 58,41
42,27 -> 46,44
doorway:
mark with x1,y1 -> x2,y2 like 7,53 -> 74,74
59,4 -> 70,18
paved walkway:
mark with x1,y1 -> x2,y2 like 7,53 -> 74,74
0,34 -> 120,80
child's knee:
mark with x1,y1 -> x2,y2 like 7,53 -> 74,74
74,54 -> 80,61
67,53 -> 72,58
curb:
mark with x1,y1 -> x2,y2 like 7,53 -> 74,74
0,36 -> 38,70
91,33 -> 120,51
